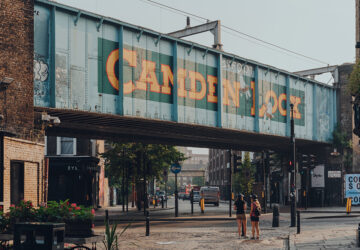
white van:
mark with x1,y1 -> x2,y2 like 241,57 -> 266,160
200,186 -> 220,206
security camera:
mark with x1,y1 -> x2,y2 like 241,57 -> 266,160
52,117 -> 61,125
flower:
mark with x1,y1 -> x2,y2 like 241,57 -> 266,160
71,203 -> 77,208
75,207 -> 81,211
10,204 -> 15,208
91,209 -> 95,215
69,208 -> 72,212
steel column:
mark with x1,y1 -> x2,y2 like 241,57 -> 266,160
50,6 -> 56,108
312,85 -> 317,141
254,66 -> 259,132
217,54 -> 223,128
172,42 -> 178,122
118,26 -> 124,116
285,76 -> 290,137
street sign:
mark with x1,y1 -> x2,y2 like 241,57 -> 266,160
328,170 -> 341,178
170,163 -> 182,174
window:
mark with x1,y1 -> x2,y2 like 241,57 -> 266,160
57,137 -> 76,155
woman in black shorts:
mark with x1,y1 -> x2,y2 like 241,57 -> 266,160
234,194 -> 247,238
250,194 -> 261,239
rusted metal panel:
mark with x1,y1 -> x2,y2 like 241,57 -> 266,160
34,0 -> 336,143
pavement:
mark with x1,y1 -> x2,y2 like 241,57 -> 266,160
89,203 -> 360,249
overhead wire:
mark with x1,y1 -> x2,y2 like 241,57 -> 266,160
140,0 -> 330,66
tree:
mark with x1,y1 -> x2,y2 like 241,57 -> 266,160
101,143 -> 186,186
349,61 -> 360,96
232,152 -> 255,196
332,124 -> 352,171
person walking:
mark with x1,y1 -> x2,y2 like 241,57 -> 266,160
250,194 -> 261,239
234,194 -> 247,238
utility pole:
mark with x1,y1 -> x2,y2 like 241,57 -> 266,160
290,104 -> 296,227
228,149 -> 232,217
175,172 -> 178,217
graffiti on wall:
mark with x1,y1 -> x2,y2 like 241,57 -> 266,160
33,56 -> 50,106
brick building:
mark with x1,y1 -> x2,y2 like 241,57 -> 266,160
0,0 -> 46,210
208,149 -> 243,199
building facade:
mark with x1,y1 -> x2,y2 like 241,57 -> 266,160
45,136 -> 109,208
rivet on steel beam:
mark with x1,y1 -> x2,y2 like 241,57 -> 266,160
202,48 -> 208,59
264,68 -> 270,76
97,17 -> 104,32
187,43 -> 194,55
137,29 -> 144,42
74,11 -> 82,26
154,34 -> 162,47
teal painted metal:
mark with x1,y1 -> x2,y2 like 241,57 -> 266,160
285,75 -> 290,137
312,85 -> 317,141
118,26 -> 124,116
217,54 -> 222,128
172,41 -> 178,122
33,0 -> 337,143
254,66 -> 259,132
50,6 -> 56,108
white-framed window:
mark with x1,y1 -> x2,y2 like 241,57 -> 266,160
56,137 -> 76,155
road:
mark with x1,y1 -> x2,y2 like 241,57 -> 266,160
91,203 -> 360,249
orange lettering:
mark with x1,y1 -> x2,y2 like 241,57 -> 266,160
177,68 -> 187,98
207,75 -> 218,103
223,79 -> 240,107
160,64 -> 173,95
188,71 -> 207,100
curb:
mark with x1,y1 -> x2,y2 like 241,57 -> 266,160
94,217 -> 237,225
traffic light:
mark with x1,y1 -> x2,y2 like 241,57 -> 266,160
288,160 -> 293,172
309,154 -> 318,169
233,154 -> 242,173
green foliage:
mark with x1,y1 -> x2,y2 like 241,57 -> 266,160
103,221 -> 131,250
232,152 -> 255,196
192,176 -> 205,186
101,143 -> 186,187
349,61 -> 360,96
332,124 -> 351,152
9,200 -> 36,222
0,211 -> 10,233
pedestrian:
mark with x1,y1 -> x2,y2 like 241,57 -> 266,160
234,194 -> 247,238
250,194 -> 261,239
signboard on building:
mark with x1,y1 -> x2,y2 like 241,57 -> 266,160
311,165 -> 325,188
328,170 -> 341,178
345,174 -> 360,204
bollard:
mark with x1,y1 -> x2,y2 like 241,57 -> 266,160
105,209 -> 109,225
272,204 -> 279,227
190,190 -> 194,215
357,223 -> 360,247
297,210 -> 300,234
146,211 -> 150,236
200,198 -> 205,214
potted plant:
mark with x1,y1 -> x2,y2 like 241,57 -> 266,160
64,203 -> 95,237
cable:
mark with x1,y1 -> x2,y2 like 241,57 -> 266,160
141,0 -> 330,66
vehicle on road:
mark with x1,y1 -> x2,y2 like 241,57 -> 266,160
193,191 -> 200,202
200,186 -> 220,206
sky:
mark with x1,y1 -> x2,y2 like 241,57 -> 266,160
54,0 -> 356,153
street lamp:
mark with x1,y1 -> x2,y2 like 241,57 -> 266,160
290,104 -> 296,227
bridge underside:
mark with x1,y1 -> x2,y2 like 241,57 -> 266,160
36,107 -> 329,154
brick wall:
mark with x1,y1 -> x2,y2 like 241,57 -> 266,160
0,0 -> 36,141
3,136 -> 45,211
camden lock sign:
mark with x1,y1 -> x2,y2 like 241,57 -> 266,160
98,38 -> 305,125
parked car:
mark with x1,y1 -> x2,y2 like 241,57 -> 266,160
200,186 -> 220,206
193,191 -> 200,202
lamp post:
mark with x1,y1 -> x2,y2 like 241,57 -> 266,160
290,104 -> 296,227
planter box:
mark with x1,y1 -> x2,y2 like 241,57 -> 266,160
65,220 -> 93,237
